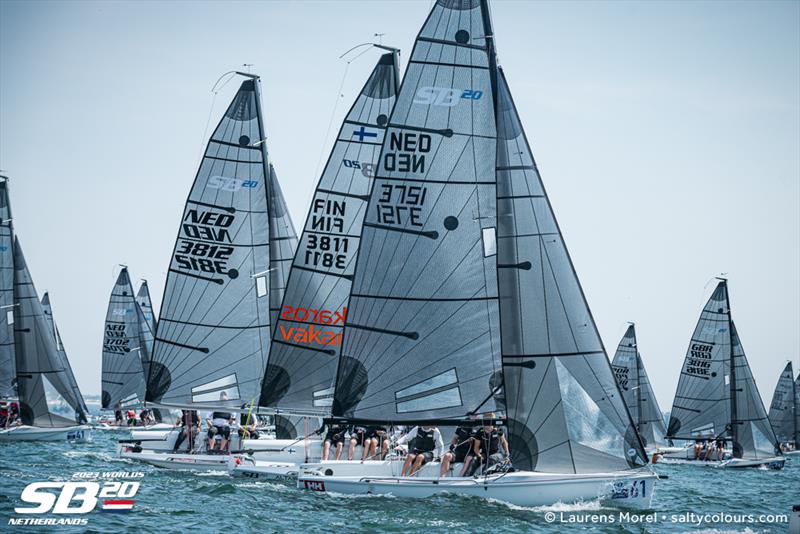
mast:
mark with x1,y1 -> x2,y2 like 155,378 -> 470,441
633,325 -> 643,434
723,279 -> 738,454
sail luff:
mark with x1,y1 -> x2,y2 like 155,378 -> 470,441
726,288 -> 739,452
0,178 -> 15,398
262,53 -> 399,418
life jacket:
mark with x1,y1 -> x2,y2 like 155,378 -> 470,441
212,411 -> 232,421
414,427 -> 435,452
478,428 -> 500,455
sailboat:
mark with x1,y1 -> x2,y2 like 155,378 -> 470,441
118,72 -> 306,470
297,0 -> 657,509
136,279 -> 157,335
0,238 -> 91,442
768,362 -> 799,456
233,49 -> 401,480
100,267 -> 147,416
662,279 -> 784,468
0,179 -> 90,442
611,324 -> 670,455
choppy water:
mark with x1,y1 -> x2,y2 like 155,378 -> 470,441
1,432 -> 797,533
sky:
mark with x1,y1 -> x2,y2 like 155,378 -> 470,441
0,0 -> 798,413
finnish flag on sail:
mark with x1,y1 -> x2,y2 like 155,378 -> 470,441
339,122 -> 385,145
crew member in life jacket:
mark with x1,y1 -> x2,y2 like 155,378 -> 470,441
172,410 -> 200,454
206,392 -> 235,453
395,426 -> 444,476
322,423 -> 348,461
440,425 -> 476,477
114,401 -> 123,426
467,418 -> 510,476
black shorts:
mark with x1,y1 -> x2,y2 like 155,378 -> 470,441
114,411 -> 122,422
411,450 -> 434,463
209,425 -> 231,439
452,443 -> 472,463
325,431 -> 345,444
366,429 -> 386,440
350,431 -> 366,444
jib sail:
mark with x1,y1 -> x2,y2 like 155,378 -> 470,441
136,280 -> 157,337
13,238 -> 84,426
261,53 -> 399,417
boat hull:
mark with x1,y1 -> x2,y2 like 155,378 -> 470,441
229,457 -> 299,481
117,449 -> 236,471
0,425 -> 92,442
658,446 -> 784,469
297,469 -> 657,509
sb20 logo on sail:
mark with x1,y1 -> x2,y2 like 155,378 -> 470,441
206,176 -> 259,191
414,87 -> 483,106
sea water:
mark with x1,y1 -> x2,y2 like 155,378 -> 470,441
1,432 -> 797,533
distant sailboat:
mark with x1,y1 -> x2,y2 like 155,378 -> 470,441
0,238 -> 90,442
768,362 -> 798,455
663,279 -> 783,468
136,280 -> 157,338
101,267 -> 147,412
611,324 -> 669,452
298,0 -> 656,509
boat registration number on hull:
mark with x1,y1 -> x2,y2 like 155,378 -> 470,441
610,479 -> 647,500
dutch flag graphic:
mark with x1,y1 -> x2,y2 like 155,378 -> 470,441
101,500 -> 135,512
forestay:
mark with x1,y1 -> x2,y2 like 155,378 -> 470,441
101,267 -> 146,409
261,53 -> 398,416
333,0 -> 503,422
147,76 -> 275,410
610,325 -> 668,448
13,239 -> 83,426
667,280 -> 778,459
768,362 -> 797,445
0,179 -> 15,398
41,292 -> 88,421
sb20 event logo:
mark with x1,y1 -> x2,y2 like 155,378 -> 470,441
9,471 -> 144,527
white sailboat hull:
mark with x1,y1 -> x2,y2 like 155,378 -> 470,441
229,457 -> 300,481
118,449 -> 236,471
657,445 -> 784,468
298,469 -> 657,509
0,425 -> 91,442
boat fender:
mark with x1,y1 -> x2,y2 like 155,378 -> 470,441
324,469 -> 333,476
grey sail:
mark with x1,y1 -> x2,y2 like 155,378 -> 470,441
333,0 -> 504,422
41,292 -> 89,421
667,280 -> 778,459
147,76 -> 273,410
101,267 -> 146,409
13,238 -> 82,426
266,164 -> 298,330
494,67 -> 647,472
136,280 -> 157,337
611,325 -> 668,448
261,53 -> 399,418
768,362 -> 797,446
0,178 -> 15,398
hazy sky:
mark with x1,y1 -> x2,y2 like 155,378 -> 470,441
1,0 -> 798,413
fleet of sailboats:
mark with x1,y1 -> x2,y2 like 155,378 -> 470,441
0,0 -> 796,513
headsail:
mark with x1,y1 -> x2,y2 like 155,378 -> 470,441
136,280 -> 157,337
13,238 -> 83,426
101,267 -> 146,409
266,164 -> 298,329
667,280 -> 778,459
41,292 -> 88,421
0,178 -> 15,398
768,362 -> 797,446
611,325 -> 668,448
494,67 -> 646,472
333,0 -> 505,422
261,53 -> 399,416
147,75 -> 274,410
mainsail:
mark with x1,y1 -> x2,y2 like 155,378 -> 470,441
611,325 -> 668,448
13,238 -> 84,426
41,292 -> 88,421
260,53 -> 399,417
667,280 -> 778,459
0,178 -> 15,398
147,74 -> 280,411
101,267 -> 146,409
136,280 -> 157,337
329,0 -> 647,475
768,362 -> 797,446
